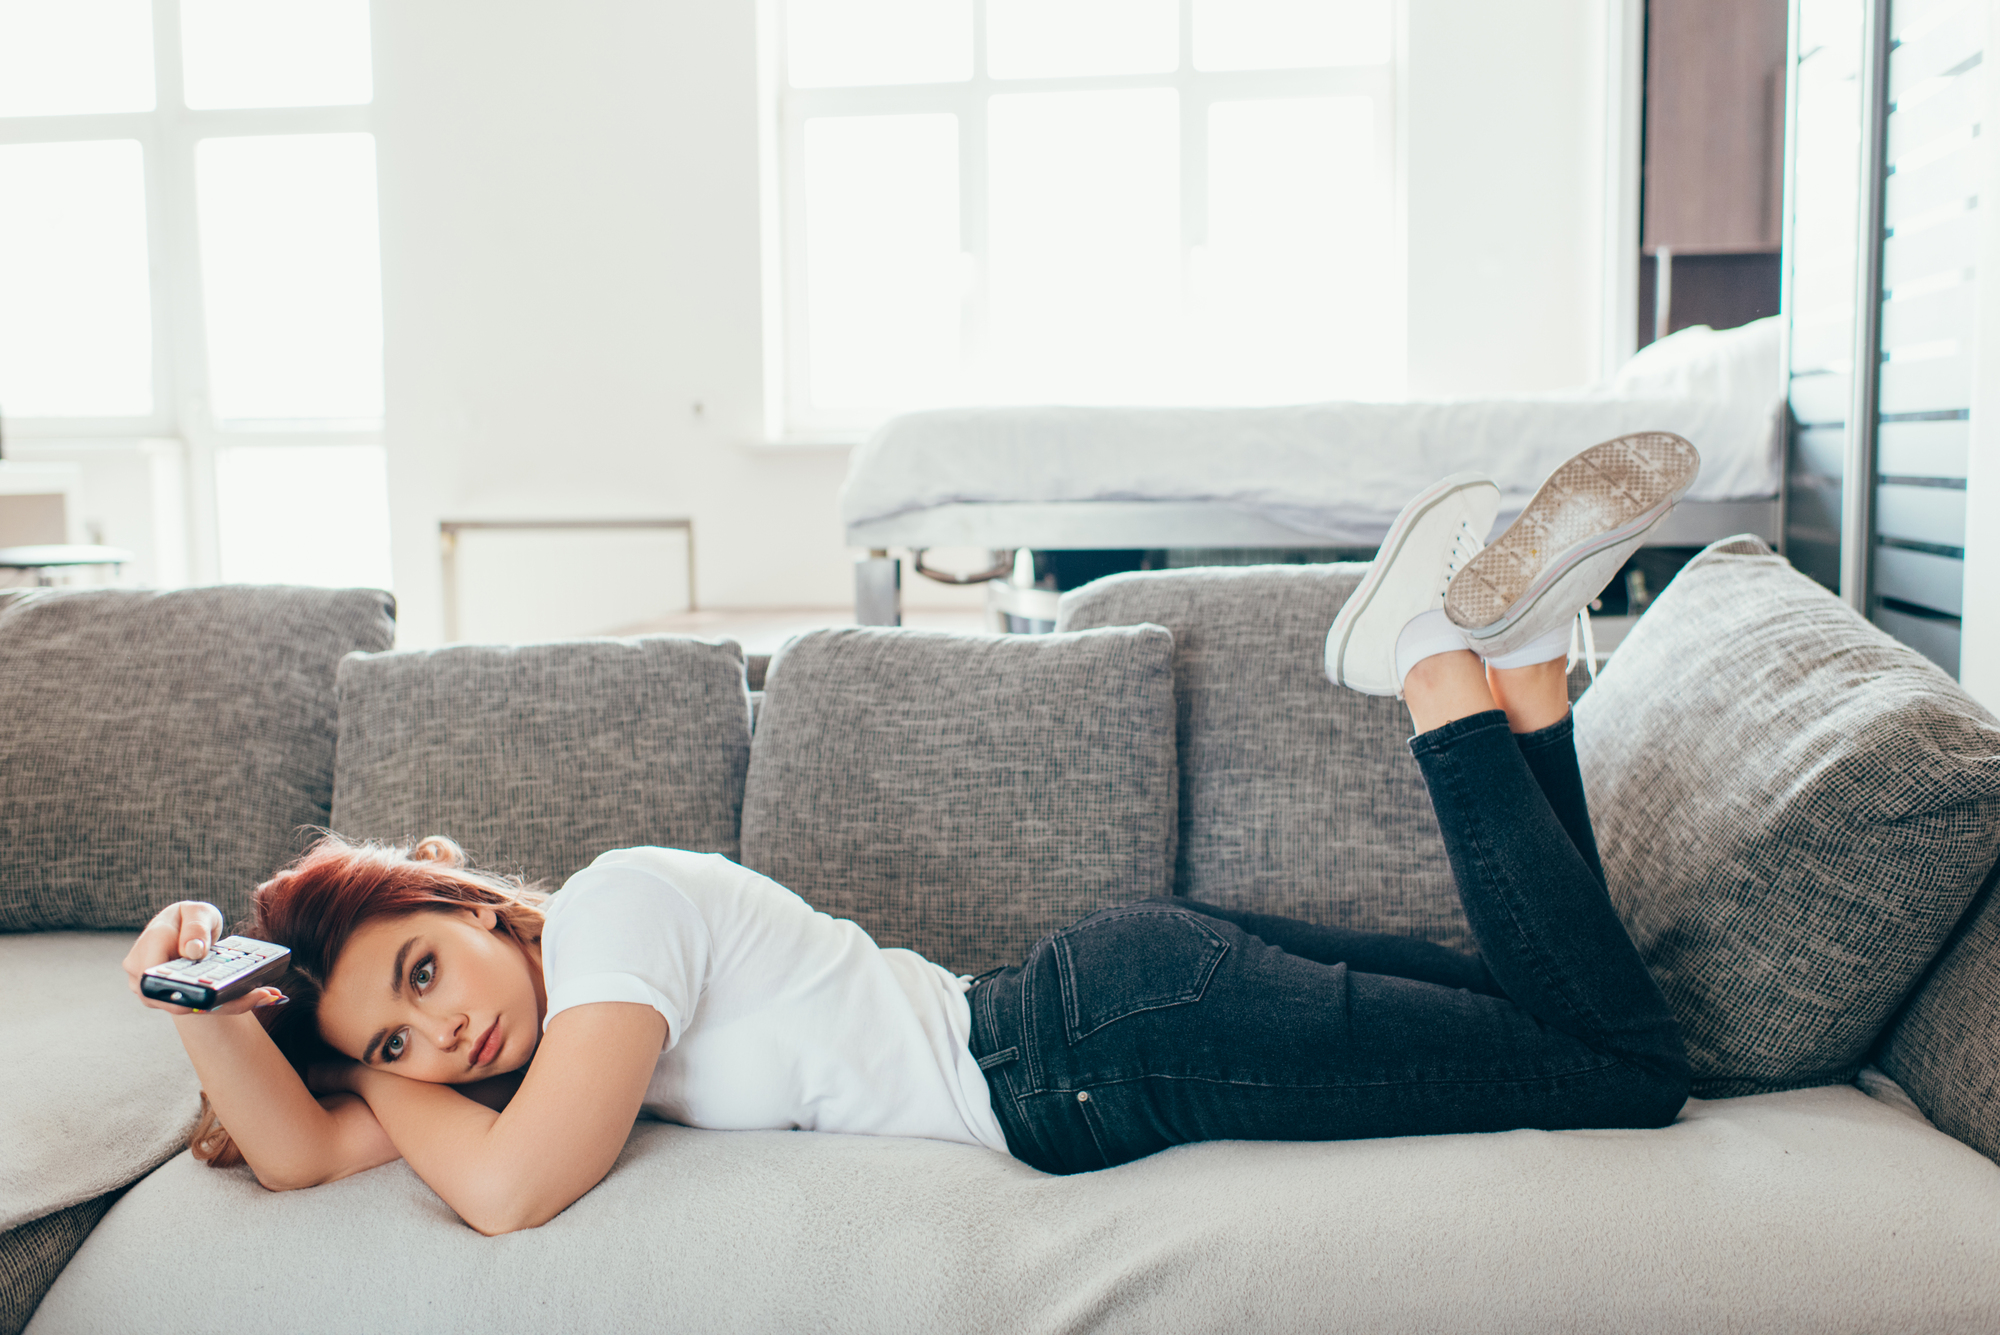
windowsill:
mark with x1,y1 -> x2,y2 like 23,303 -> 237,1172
735,433 -> 864,452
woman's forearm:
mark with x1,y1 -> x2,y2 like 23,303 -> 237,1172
350,1004 -> 665,1235
344,1071 -> 519,1231
172,1012 -> 387,1189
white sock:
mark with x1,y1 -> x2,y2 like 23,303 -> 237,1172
1394,609 -> 1472,685
1479,622 -> 1572,669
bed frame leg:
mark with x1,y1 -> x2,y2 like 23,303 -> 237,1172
855,550 -> 902,626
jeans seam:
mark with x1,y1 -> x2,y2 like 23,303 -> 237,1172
1069,1059 -> 1628,1094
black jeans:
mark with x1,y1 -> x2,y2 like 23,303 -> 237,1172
967,710 -> 1690,1175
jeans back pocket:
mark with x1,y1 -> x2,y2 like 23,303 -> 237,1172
1053,905 -> 1229,1044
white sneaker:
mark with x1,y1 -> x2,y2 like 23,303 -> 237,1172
1325,472 -> 1501,696
1445,432 -> 1700,659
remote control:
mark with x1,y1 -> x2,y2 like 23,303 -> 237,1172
142,936 -> 291,1010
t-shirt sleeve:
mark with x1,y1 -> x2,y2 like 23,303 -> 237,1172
539,859 -> 713,1047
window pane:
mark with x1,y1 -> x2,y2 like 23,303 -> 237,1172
804,115 -> 962,410
987,0 -> 1177,79
0,0 -> 153,116
788,0 -> 971,86
987,90 -> 1180,402
1194,0 -> 1391,70
215,445 -> 392,588
181,0 -> 372,109
196,134 -> 384,421
0,142 -> 153,416
1197,96 -> 1397,400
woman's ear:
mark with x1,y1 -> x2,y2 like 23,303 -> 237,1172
471,905 -> 499,932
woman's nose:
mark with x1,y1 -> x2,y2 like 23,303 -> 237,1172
436,1014 -> 464,1048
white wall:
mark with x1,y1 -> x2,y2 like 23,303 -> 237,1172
373,0 -> 854,647
373,0 -> 1613,646
1404,0 -> 1608,397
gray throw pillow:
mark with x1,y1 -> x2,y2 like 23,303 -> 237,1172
0,587 -> 396,931
332,636 -> 751,889
1878,869 -> 2000,1165
1059,565 -> 1469,948
739,625 -> 1177,976
1578,536 -> 2000,1097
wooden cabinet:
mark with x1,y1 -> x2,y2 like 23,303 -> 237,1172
1644,0 -> 1790,253
1640,0 -> 1790,345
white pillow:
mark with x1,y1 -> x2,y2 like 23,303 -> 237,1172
1612,316 -> 1782,407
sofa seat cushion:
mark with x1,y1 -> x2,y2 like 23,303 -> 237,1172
38,1084 -> 2000,1334
740,626 -> 1177,977
0,587 -> 396,930
1056,565 -> 1469,946
332,636 -> 752,889
0,933 -> 200,1233
1577,537 -> 2000,1099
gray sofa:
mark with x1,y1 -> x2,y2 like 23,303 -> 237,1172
5,537 -> 2000,1334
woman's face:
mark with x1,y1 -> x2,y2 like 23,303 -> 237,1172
317,907 -> 545,1085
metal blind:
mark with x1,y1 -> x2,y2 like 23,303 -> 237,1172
1872,0 -> 1976,674
1783,0 -> 1974,677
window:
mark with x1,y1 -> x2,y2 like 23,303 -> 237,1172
0,0 -> 391,587
771,0 -> 1401,436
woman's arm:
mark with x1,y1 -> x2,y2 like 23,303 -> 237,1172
172,1010 -> 399,1187
124,901 -> 398,1189
339,1002 -> 666,1236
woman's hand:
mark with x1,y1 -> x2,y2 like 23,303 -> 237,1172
121,900 -> 284,1016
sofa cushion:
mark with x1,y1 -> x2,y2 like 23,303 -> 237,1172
0,587 -> 396,930
331,637 -> 751,890
1879,867 -> 2000,1165
36,1085 -> 2000,1334
739,626 -> 1176,976
0,932 -> 201,1236
1,1190 -> 121,1335
1577,536 -> 2000,1097
1058,565 -> 1470,948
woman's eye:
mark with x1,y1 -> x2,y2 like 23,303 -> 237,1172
384,1031 -> 406,1061
412,958 -> 434,992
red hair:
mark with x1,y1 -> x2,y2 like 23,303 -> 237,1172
190,833 -> 548,1167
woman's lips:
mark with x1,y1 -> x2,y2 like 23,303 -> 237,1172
470,1019 -> 503,1068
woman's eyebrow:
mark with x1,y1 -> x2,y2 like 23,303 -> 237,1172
362,1028 -> 388,1065
388,937 -> 416,996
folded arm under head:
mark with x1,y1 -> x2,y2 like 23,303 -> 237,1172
127,835 -> 667,1235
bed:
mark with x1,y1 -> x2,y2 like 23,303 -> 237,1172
839,319 -> 1786,627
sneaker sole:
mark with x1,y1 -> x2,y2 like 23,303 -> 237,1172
1445,432 -> 1700,657
1325,471 -> 1500,694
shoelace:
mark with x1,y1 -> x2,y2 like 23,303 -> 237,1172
1438,519 -> 1484,599
1567,607 -> 1598,682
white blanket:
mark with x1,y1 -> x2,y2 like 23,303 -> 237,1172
840,320 -> 1785,545
0,932 -> 201,1232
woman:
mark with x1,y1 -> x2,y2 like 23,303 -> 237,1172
123,434 -> 1698,1236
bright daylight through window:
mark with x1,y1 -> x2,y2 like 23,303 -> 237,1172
777,0 -> 1400,435
0,0 -> 391,590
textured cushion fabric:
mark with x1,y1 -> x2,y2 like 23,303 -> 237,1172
739,626 -> 1176,977
1879,866 -> 2000,1164
1577,536 -> 2000,1098
332,637 -> 752,890
0,1191 -> 120,1335
37,1086 -> 2000,1334
0,587 -> 395,930
0,933 -> 201,1232
1057,565 -> 1470,948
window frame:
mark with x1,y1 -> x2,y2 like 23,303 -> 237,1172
765,0 -> 1402,441
0,0 -> 381,580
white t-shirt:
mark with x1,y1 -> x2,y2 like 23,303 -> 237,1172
540,846 -> 1009,1154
